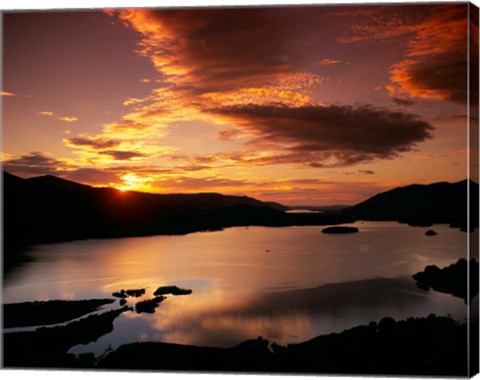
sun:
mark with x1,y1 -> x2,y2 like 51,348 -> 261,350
116,173 -> 153,192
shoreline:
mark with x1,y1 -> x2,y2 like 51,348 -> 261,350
3,305 -> 473,376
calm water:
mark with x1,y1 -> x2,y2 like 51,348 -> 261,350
3,221 -> 472,355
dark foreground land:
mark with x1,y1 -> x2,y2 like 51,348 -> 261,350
3,305 -> 131,368
98,315 -> 472,376
3,305 -> 472,376
413,258 -> 479,303
3,299 -> 115,328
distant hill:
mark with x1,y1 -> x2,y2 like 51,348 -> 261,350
3,172 -> 352,255
286,205 -> 350,212
345,179 -> 479,231
25,174 -> 92,192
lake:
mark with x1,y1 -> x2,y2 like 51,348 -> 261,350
3,221 -> 472,355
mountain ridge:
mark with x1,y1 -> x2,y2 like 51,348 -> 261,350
345,178 -> 478,230
3,171 -> 351,250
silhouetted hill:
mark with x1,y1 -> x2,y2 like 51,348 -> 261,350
25,174 -> 92,192
345,179 -> 479,231
4,171 -> 25,186
2,172 -> 353,261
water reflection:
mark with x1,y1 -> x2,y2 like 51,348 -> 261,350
5,223 -> 469,300
3,222 -> 470,356
69,275 -> 467,355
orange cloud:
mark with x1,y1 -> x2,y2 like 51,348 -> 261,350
1,91 -> 16,97
58,116 -> 79,122
55,6 -> 447,186
315,59 -> 342,66
200,87 -> 312,108
123,97 -> 145,106
102,121 -> 160,139
76,9 -> 330,166
113,8 -> 328,106
117,172 -> 158,192
387,5 -> 469,103
1,152 -> 14,161
39,111 -> 54,116
336,4 -> 470,104
336,7 -> 419,44
64,134 -> 122,150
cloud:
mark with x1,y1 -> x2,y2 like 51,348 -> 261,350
387,5 -> 470,104
1,91 -> 15,97
335,4 -> 470,104
1,152 -> 14,161
343,170 -> 375,175
145,175 -> 385,205
62,127 -> 175,167
336,7 -> 419,44
102,120 -> 161,139
37,112 -> 78,122
63,168 -> 121,185
2,152 -> 159,187
100,92 -> 182,140
58,116 -> 79,122
208,104 -> 433,167
315,59 -> 341,66
117,8 -> 308,88
64,134 -> 122,149
218,129 -> 242,141
114,8 -> 328,106
155,176 -> 250,191
3,153 -> 134,186
359,170 -> 375,175
2,151 -> 68,177
123,97 -> 145,106
62,5 -> 441,180
100,150 -> 147,160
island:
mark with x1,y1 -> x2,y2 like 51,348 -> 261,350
322,226 -> 359,234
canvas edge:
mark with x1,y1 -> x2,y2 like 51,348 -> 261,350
468,1 -> 480,378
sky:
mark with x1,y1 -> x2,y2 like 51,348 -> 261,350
1,2 -> 478,205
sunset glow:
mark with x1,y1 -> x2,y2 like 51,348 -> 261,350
2,3 -> 477,205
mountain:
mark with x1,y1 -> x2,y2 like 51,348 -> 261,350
2,172 -> 351,252
345,179 -> 479,231
25,174 -> 92,192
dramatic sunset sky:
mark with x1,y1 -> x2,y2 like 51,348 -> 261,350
2,2 -> 477,205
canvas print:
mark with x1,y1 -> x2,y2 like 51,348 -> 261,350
1,1 -> 479,377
